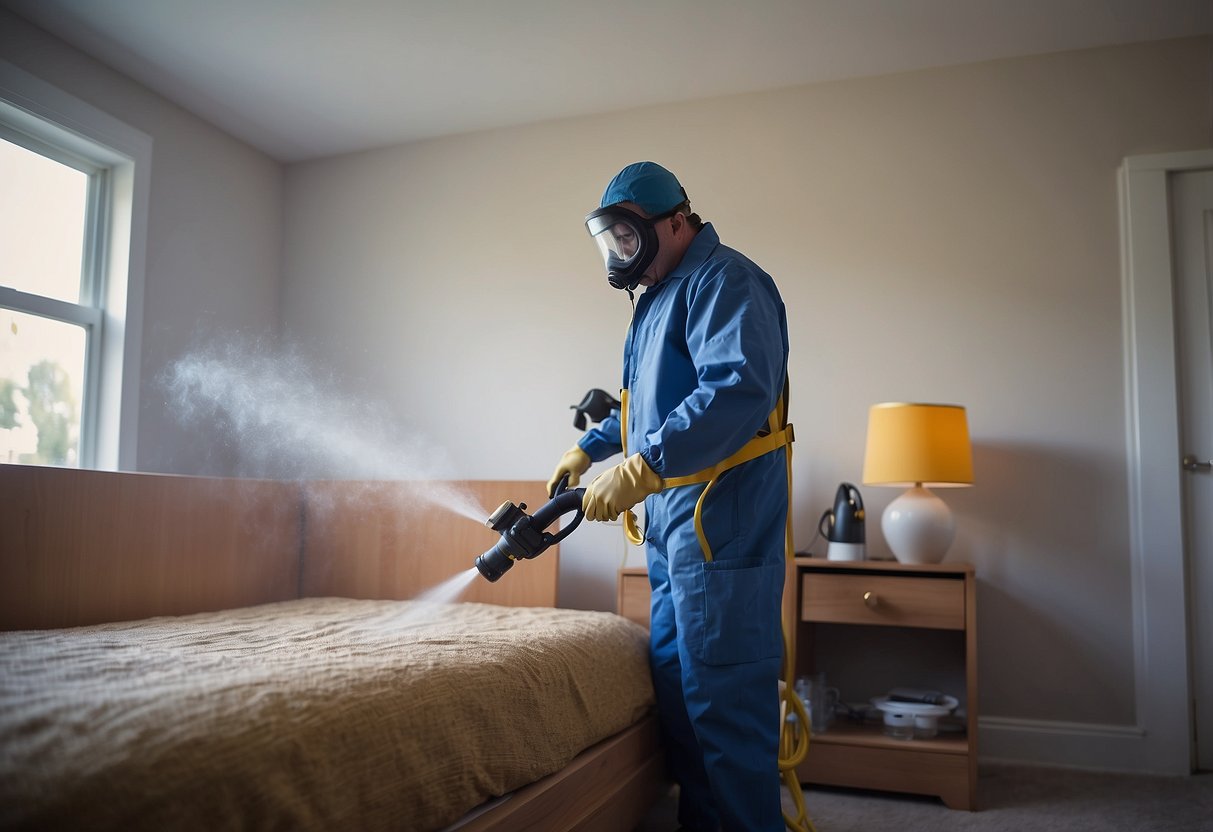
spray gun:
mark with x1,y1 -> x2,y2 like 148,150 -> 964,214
474,475 -> 585,582
474,388 -> 619,582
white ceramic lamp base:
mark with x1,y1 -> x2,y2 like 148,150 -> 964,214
881,485 -> 955,564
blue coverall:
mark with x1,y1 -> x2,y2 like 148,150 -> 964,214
579,223 -> 790,832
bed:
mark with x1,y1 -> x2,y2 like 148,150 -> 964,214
0,465 -> 667,832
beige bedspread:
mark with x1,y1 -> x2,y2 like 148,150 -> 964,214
0,597 -> 654,831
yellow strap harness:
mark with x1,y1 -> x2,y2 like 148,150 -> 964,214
618,385 -> 794,561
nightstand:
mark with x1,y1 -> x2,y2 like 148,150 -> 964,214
794,557 -> 977,810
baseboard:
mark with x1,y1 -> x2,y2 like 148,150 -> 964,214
978,716 -> 1154,774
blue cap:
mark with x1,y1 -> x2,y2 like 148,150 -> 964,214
600,161 -> 687,215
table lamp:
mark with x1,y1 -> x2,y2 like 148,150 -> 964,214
861,403 -> 973,564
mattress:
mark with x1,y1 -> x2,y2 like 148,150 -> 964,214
0,597 -> 655,831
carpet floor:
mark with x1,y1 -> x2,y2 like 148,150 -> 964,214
635,764 -> 1213,831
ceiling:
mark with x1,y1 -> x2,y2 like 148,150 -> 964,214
4,0 -> 1211,163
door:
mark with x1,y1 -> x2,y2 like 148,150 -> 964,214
1171,169 -> 1213,771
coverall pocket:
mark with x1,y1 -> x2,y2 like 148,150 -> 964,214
694,557 -> 783,666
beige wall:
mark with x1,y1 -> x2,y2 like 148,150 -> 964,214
0,9 -> 285,475
281,37 -> 1212,742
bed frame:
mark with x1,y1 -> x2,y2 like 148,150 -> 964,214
0,463 -> 668,831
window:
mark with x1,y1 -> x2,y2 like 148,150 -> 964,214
1,132 -> 104,466
0,61 -> 150,470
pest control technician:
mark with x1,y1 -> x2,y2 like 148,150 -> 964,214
547,162 -> 793,832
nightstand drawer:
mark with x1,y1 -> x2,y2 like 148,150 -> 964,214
801,572 -> 964,630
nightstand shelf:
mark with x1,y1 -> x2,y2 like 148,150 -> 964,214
794,557 -> 977,810
806,719 -> 969,754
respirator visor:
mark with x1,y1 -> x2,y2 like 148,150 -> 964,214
585,205 -> 664,291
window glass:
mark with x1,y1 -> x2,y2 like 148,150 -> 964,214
0,309 -> 86,466
2,69 -> 149,471
0,137 -> 88,304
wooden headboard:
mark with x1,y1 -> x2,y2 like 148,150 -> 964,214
0,465 -> 554,630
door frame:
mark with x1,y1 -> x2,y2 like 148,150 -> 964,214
1119,148 -> 1213,775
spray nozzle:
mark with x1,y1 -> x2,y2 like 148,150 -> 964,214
474,476 -> 585,582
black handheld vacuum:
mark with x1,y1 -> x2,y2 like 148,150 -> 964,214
818,482 -> 866,561
474,475 -> 585,582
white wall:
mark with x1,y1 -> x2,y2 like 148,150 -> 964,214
280,37 -> 1212,760
0,8 -> 284,475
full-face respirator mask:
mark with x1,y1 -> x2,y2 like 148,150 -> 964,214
584,161 -> 691,292
584,203 -> 681,292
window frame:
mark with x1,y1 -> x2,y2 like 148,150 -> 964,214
0,59 -> 151,470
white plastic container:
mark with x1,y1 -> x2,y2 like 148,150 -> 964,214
871,694 -> 958,741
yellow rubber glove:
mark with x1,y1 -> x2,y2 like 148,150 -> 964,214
583,453 -> 664,522
547,445 -> 592,497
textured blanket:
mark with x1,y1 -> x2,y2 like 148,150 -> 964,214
0,597 -> 654,831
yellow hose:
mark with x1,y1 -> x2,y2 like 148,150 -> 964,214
776,428 -> 816,832
779,617 -> 816,831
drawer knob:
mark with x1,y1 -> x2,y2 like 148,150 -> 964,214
863,590 -> 878,608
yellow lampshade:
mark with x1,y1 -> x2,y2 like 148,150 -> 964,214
862,403 -> 973,487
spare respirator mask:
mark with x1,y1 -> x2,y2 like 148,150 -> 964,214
584,204 -> 679,292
